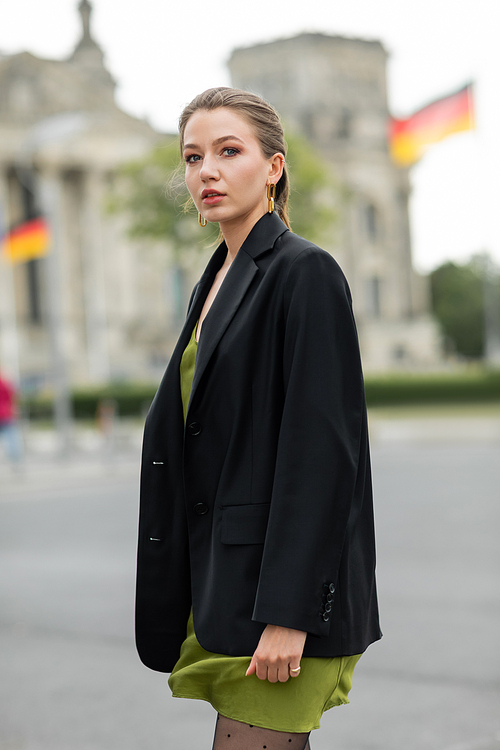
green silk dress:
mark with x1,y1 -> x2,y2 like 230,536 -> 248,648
168,322 -> 361,732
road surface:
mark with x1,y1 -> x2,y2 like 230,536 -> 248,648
0,436 -> 499,749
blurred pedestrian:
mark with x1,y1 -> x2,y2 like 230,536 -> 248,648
135,87 -> 381,749
0,371 -> 24,468
96,397 -> 117,452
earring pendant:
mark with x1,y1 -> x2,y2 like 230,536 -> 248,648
267,184 -> 276,214
198,213 -> 207,227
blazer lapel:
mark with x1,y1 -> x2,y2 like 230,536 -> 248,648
167,242 -> 227,370
188,212 -> 288,412
189,248 -> 257,410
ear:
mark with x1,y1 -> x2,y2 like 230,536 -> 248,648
268,153 -> 285,184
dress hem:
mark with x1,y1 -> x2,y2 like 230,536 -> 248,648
170,690 -> 349,732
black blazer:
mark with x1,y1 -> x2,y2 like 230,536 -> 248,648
135,212 -> 381,673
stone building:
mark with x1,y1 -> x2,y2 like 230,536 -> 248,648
229,34 -> 441,370
0,12 -> 441,392
0,0 -> 175,389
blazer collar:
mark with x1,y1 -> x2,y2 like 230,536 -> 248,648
185,212 -> 288,415
239,211 -> 289,260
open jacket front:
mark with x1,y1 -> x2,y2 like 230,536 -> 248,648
136,212 -> 381,673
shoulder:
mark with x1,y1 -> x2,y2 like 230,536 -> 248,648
274,231 -> 351,300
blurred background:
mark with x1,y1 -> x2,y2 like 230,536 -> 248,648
0,1 -> 499,749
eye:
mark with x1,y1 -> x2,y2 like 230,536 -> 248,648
222,147 -> 240,157
185,153 -> 201,164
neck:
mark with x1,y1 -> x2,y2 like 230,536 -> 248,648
219,204 -> 268,261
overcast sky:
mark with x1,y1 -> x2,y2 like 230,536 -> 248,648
1,0 -> 498,273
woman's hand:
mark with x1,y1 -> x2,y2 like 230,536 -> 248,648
245,624 -> 307,683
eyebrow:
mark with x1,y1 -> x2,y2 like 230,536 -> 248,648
183,135 -> 245,151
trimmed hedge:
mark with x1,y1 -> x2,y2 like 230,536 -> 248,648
21,370 -> 500,421
22,384 -> 157,421
364,370 -> 500,406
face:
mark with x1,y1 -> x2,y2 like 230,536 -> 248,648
182,108 -> 284,232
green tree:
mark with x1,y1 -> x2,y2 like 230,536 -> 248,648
107,138 -> 220,324
430,257 -> 494,358
285,131 -> 339,243
107,138 -> 219,261
108,131 -> 338,252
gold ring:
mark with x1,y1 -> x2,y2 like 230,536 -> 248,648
290,666 -> 301,674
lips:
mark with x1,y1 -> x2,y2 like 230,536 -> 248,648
201,189 -> 225,205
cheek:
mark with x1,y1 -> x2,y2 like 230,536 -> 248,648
236,160 -> 268,192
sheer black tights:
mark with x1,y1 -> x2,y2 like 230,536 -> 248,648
212,714 -> 311,750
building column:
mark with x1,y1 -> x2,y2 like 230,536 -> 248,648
0,166 -> 21,384
38,165 -> 73,450
80,169 -> 110,383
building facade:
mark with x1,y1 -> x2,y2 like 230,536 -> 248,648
0,1 -> 177,389
0,13 -> 441,392
229,34 -> 441,370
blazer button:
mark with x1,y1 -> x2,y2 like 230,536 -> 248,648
322,612 -> 330,622
193,502 -> 209,516
328,583 -> 336,594
324,602 -> 332,613
187,422 -> 202,436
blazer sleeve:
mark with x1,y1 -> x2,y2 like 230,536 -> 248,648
252,245 -> 366,638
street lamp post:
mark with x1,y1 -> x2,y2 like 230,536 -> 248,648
37,170 -> 73,454
481,252 -> 500,366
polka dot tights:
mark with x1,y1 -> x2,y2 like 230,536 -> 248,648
212,715 -> 311,750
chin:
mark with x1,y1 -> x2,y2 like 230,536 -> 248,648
208,211 -> 235,224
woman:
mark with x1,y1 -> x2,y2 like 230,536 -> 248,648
135,87 -> 381,749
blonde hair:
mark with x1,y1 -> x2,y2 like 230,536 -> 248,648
179,87 -> 290,229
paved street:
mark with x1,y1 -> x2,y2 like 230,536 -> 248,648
0,425 -> 499,750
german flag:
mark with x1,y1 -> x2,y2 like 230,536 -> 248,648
1,217 -> 50,264
389,83 -> 475,167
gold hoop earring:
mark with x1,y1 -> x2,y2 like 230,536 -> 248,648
267,184 -> 276,214
198,213 -> 207,228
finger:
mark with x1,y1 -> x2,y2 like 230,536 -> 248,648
266,666 -> 279,683
278,666 -> 290,683
255,661 -> 268,681
245,656 -> 256,677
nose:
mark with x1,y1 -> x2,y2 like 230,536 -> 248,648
199,153 -> 219,181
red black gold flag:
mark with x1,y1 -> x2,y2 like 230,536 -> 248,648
1,217 -> 50,264
389,83 -> 475,167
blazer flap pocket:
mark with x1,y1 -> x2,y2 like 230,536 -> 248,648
221,503 -> 270,545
